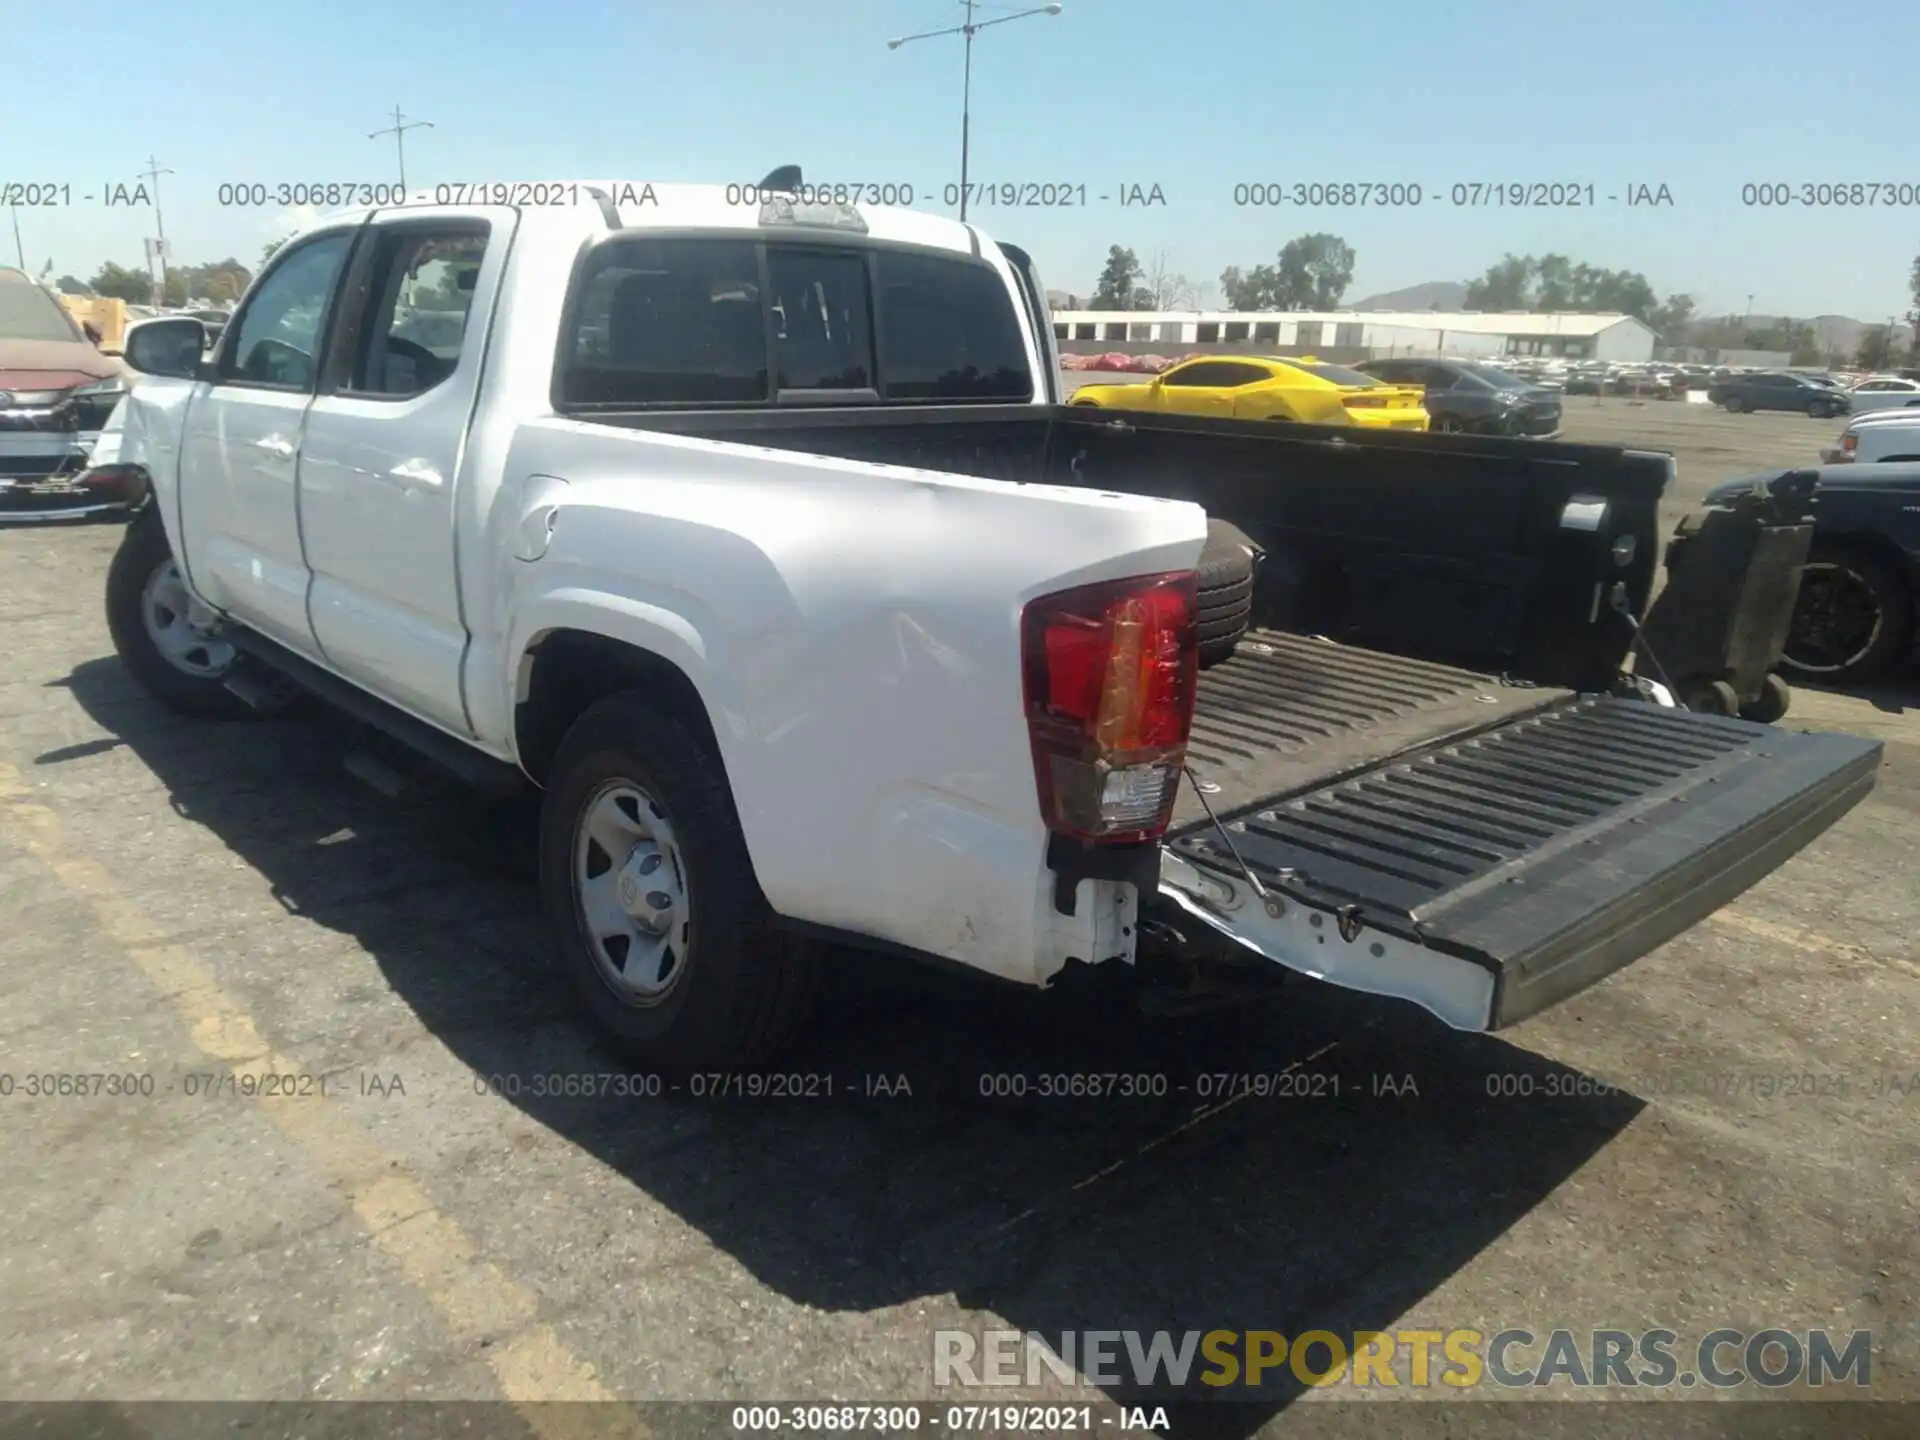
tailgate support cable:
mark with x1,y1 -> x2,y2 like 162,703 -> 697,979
1607,584 -> 1683,702
1181,763 -> 1281,915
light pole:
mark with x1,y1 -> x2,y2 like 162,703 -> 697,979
139,156 -> 175,306
370,104 -> 434,191
8,204 -> 23,270
888,2 -> 1063,223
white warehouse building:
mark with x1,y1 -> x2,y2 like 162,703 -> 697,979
1050,310 -> 1658,363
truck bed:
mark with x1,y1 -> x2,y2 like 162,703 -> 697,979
1176,631 -> 1569,834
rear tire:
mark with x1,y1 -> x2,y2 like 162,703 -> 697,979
105,507 -> 251,720
1724,396 -> 1746,413
1195,519 -> 1260,668
1779,543 -> 1912,685
538,694 -> 819,1070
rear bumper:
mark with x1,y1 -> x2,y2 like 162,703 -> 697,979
1159,696 -> 1881,1030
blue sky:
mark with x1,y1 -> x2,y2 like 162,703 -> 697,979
9,0 -> 1914,319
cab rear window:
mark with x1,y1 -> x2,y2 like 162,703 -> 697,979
557,236 -> 1033,408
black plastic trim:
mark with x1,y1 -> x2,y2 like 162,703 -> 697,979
225,627 -> 525,798
1046,833 -> 1162,917
583,185 -> 622,230
770,915 -> 1029,989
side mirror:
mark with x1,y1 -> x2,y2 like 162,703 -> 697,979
123,316 -> 209,380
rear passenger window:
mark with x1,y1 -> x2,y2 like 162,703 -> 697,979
766,248 -> 874,394
873,250 -> 1032,401
561,238 -> 767,405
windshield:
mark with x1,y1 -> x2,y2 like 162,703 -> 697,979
1270,358 -> 1383,388
0,280 -> 84,342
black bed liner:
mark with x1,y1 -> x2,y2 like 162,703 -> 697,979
1176,630 -> 1570,833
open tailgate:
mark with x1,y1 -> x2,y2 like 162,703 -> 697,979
1158,689 -> 1881,1030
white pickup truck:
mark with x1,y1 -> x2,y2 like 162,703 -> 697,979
100,177 -> 1882,1068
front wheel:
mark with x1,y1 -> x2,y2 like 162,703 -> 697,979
1779,545 -> 1913,685
105,508 -> 250,719
538,694 -> 819,1070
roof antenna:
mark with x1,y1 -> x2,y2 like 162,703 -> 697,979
759,165 -> 802,192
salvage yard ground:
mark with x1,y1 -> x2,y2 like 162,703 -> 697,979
1,396 -> 1916,1432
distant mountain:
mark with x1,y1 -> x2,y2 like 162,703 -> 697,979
1692,312 -> 1911,359
1347,281 -> 1469,311
1771,314 -> 1908,354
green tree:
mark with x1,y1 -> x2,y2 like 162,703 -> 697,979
1218,262 -> 1283,311
176,258 -> 252,304
88,261 -> 152,303
1220,234 -> 1355,310
260,238 -> 286,269
55,274 -> 90,295
1646,293 -> 1696,343
1464,254 -> 1662,322
1908,253 -> 1920,363
1856,326 -> 1895,371
1274,233 -> 1355,309
1090,246 -> 1145,310
1464,254 -> 1532,310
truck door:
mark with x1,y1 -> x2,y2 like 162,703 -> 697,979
175,229 -> 358,657
295,208 -> 515,734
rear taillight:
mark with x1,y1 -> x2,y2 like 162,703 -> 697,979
1342,394 -> 1387,409
1842,433 -> 1858,453
1020,571 -> 1198,844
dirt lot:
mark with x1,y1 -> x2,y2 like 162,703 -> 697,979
2,395 -> 1916,1436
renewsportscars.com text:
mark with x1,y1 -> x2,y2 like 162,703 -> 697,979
933,1327 -> 1872,1391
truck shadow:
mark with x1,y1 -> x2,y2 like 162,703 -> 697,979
55,657 -> 1646,1432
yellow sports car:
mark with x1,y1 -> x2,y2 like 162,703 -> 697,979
1069,354 -> 1429,430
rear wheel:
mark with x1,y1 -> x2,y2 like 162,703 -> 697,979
1195,520 -> 1259,668
105,507 -> 250,720
1724,395 -> 1746,413
1780,544 -> 1912,685
538,694 -> 818,1070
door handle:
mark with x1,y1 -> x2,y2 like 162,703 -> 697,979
385,459 -> 444,489
252,435 -> 295,460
